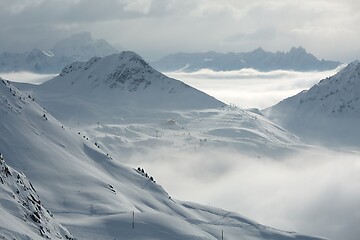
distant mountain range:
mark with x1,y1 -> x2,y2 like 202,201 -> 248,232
264,61 -> 360,148
0,32 -> 118,73
151,47 -> 341,72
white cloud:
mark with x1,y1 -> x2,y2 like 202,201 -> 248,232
166,66 -> 343,109
128,147 -> 360,240
0,72 -> 56,84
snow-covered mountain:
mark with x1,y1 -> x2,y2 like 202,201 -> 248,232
151,47 -> 341,72
16,51 -> 300,157
0,32 -> 118,73
0,48 -> 72,73
264,61 -> 360,148
50,32 -> 118,62
0,78 -> 324,239
33,51 -> 224,113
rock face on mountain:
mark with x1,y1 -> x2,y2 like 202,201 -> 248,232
151,47 -> 341,72
0,153 -> 74,239
264,61 -> 360,148
0,32 -> 118,73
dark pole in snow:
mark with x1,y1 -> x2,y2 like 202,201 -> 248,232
222,229 -> 223,240
132,211 -> 135,229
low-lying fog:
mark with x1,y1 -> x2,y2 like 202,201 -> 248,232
167,67 -> 343,109
130,147 -> 360,240
2,67 -> 359,240
0,71 -> 57,85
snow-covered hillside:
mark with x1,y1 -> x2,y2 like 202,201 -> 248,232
264,61 -> 360,148
0,32 -> 118,74
0,79 -> 324,239
151,47 -> 341,72
17,51 -> 300,158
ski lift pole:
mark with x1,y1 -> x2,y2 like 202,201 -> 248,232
132,210 -> 135,229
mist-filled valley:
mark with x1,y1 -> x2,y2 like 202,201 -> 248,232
2,65 -> 358,240
167,67 -> 343,109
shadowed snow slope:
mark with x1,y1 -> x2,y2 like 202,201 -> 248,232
264,61 -> 360,148
0,77 -> 324,238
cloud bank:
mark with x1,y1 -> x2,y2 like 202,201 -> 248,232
129,147 -> 360,240
0,72 -> 57,85
167,67 -> 343,109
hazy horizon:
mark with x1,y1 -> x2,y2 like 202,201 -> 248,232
1,1 -> 360,62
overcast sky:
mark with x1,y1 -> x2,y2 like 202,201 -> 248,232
1,0 -> 360,61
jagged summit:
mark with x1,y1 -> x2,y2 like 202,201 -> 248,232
151,47 -> 341,72
45,51 -> 179,92
35,51 -> 224,112
269,61 -> 360,116
51,32 -> 118,61
0,32 -> 118,73
264,61 -> 360,147
289,46 -> 307,54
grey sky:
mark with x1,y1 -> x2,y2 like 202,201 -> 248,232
1,0 -> 360,62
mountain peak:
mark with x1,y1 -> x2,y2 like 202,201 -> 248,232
254,47 -> 265,52
39,51 -> 224,110
289,46 -> 307,54
51,32 -> 118,61
58,51 -> 156,85
68,31 -> 92,42
264,60 -> 360,146
152,47 -> 341,72
117,51 -> 148,67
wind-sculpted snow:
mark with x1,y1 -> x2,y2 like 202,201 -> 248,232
264,61 -> 360,148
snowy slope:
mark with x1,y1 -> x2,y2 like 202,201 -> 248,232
264,61 -> 360,148
0,80 -> 325,239
0,154 -> 73,240
151,47 -> 341,72
16,51 -> 300,158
